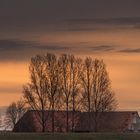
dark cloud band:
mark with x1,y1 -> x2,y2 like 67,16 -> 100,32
119,48 -> 140,53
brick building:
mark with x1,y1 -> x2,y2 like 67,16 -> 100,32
13,110 -> 140,133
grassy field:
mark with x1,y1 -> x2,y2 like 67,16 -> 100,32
0,133 -> 140,140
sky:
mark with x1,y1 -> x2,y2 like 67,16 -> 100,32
0,0 -> 140,113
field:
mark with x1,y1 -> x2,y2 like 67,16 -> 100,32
0,133 -> 140,140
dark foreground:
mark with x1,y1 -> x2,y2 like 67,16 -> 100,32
0,133 -> 140,140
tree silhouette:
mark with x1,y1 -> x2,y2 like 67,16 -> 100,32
22,53 -> 117,132
5,100 -> 26,129
23,55 -> 50,132
81,58 -> 117,132
44,53 -> 60,132
68,55 -> 82,132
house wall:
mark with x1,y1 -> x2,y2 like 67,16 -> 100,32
13,111 -> 140,133
127,113 -> 140,132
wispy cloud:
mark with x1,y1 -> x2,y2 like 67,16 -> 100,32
119,48 -> 140,53
0,39 -> 70,61
0,39 -> 32,51
1,39 -> 140,61
35,45 -> 67,51
90,45 -> 114,52
1,0 -> 140,32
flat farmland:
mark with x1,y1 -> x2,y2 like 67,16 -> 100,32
0,133 -> 140,140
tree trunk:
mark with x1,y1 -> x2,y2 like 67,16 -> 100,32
66,99 -> 69,132
72,109 -> 75,132
42,123 -> 45,132
94,112 -> 98,132
42,110 -> 45,133
72,93 -> 75,132
88,91 -> 91,132
52,102 -> 55,133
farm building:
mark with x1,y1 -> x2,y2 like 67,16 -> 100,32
13,110 -> 140,133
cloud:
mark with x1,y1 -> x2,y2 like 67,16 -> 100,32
0,82 -> 23,94
89,45 -> 114,52
0,39 -> 118,61
1,38 -> 140,61
119,48 -> 140,53
0,39 -> 33,51
35,45 -> 67,51
67,27 -> 98,32
0,39 -> 71,61
0,39 -> 34,61
0,86 -> 21,94
0,106 -> 7,115
1,0 -> 140,32
0,39 -> 67,51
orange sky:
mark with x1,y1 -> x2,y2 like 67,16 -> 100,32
0,52 -> 140,113
0,62 -> 29,106
1,0 -> 140,121
0,18 -> 140,113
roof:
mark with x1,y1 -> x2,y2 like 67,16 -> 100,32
13,110 -> 140,132
76,111 -> 139,132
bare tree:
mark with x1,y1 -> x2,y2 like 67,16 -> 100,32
58,54 -> 71,132
23,55 -> 50,132
23,54 -> 62,132
68,55 -> 82,132
81,58 -> 117,132
80,57 -> 94,131
44,53 -> 60,132
4,100 -> 26,129
81,57 -> 94,113
58,54 -> 83,132
22,53 -> 117,133
92,59 -> 117,112
91,59 -> 117,131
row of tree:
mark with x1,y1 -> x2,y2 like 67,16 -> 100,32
5,53 -> 117,132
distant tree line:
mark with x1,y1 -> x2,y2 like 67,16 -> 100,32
4,100 -> 27,130
5,53 -> 117,132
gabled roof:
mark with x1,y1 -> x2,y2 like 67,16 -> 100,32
13,110 -> 140,132
76,111 -> 139,132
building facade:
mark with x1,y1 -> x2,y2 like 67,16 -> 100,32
13,110 -> 140,133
